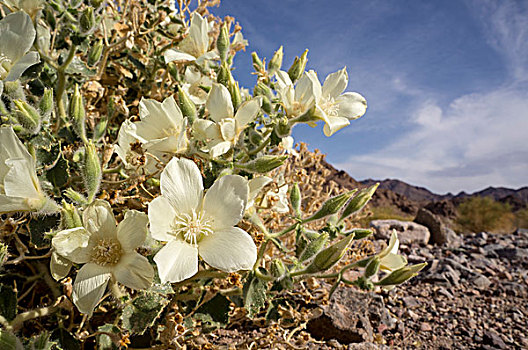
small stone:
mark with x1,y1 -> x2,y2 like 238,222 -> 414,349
483,330 -> 508,349
472,275 -> 492,289
420,322 -> 432,331
403,296 -> 420,309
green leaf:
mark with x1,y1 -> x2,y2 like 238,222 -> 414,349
29,332 -> 56,350
50,329 -> 80,350
195,294 -> 231,327
46,154 -> 69,188
242,270 -> 268,319
0,331 -> 23,350
28,214 -> 60,248
0,284 -> 17,321
121,292 -> 169,335
96,324 -> 120,350
65,56 -> 96,76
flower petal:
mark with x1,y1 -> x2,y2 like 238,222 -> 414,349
380,253 -> 407,272
117,210 -> 148,252
148,195 -> 177,242
160,158 -> 203,215
5,51 -> 39,81
206,83 -> 233,122
52,227 -> 92,264
337,92 -> 367,120
193,118 -> 221,140
114,252 -> 154,290
3,158 -> 40,199
50,251 -> 72,281
0,12 -> 36,62
164,48 -> 196,63
209,141 -> 232,158
296,71 -> 321,109
323,116 -> 350,137
234,98 -> 261,129
82,200 -> 117,239
199,227 -> 257,272
247,176 -> 272,203
136,96 -> 184,141
153,240 -> 198,283
0,195 -> 30,213
203,175 -> 248,230
0,126 -> 33,180
322,67 -> 348,99
72,263 -> 111,315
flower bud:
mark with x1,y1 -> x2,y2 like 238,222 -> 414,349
287,49 -> 308,82
217,64 -> 230,87
93,116 -> 107,142
167,62 -> 180,81
217,23 -> 230,62
251,52 -> 264,72
290,183 -> 301,217
80,6 -> 96,34
237,155 -> 288,174
229,80 -> 242,108
39,88 -> 54,119
303,190 -> 357,223
177,89 -> 197,123
91,0 -> 104,7
304,233 -> 355,274
253,82 -> 273,100
83,141 -> 102,202
274,116 -> 291,137
344,228 -> 373,240
248,127 -> 264,146
69,84 -> 88,143
299,232 -> 329,263
88,38 -> 104,66
364,256 -> 381,279
64,188 -> 88,205
13,100 -> 40,133
60,201 -> 82,229
376,263 -> 427,287
268,46 -> 283,76
270,259 -> 286,278
4,81 -> 25,101
339,183 -> 378,222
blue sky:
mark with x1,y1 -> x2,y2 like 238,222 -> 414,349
212,0 -> 528,194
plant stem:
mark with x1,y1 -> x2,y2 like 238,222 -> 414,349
54,44 -> 78,132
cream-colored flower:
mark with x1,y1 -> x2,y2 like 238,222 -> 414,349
164,13 -> 218,64
0,126 -> 55,214
181,66 -> 213,105
52,200 -> 154,315
245,176 -> 272,214
378,230 -> 407,272
313,67 -> 367,136
114,96 -> 188,173
0,11 -> 40,95
280,136 -> 298,156
149,158 -> 257,283
193,83 -> 261,157
275,70 -> 319,118
262,184 -> 289,214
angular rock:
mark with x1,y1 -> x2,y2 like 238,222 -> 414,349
306,288 -> 393,344
370,219 -> 430,245
471,275 -> 491,289
414,207 -> 462,248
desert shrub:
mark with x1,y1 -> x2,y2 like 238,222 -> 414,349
456,196 -> 514,233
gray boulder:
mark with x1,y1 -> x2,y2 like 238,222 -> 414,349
414,208 -> 462,248
370,219 -> 430,245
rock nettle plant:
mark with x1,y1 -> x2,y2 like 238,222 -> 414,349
0,1 -> 425,347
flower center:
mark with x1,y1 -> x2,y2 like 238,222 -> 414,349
291,101 -> 306,116
319,96 -> 339,117
91,238 -> 122,266
0,54 -> 13,80
172,209 -> 213,246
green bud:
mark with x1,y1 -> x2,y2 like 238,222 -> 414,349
167,62 -> 180,81
303,228 -> 320,240
303,190 -> 357,223
70,0 -> 83,9
299,232 -> 329,263
251,52 -> 264,72
88,38 -> 104,66
304,233 -> 355,274
60,201 -> 83,229
69,85 -> 88,143
274,116 -> 291,137
290,183 -> 301,217
270,259 -> 286,278
83,141 -> 102,202
80,6 -> 96,33
13,100 -> 40,133
261,96 -> 272,114
177,89 -> 197,123
217,23 -> 230,62
229,80 -> 242,108
344,228 -> 373,240
364,256 -> 381,279
93,116 -> 108,142
253,82 -> 273,99
217,64 -> 230,87
339,183 -> 378,222
64,188 -> 88,205
237,155 -> 288,174
49,0 -> 63,11
287,49 -> 308,82
39,88 -> 54,119
268,46 -> 283,76
376,263 -> 427,287
248,127 -> 264,146
90,0 -> 104,7
3,81 -> 25,101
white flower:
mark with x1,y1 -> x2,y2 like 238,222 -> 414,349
114,96 -> 188,173
245,176 -> 272,213
378,230 -> 407,272
193,83 -> 261,157
0,11 -> 40,95
0,126 -> 55,214
52,200 -> 154,315
313,67 -> 367,136
275,70 -> 319,118
280,136 -> 298,156
262,184 -> 289,214
164,13 -> 218,65
148,158 -> 257,283
181,66 -> 213,105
